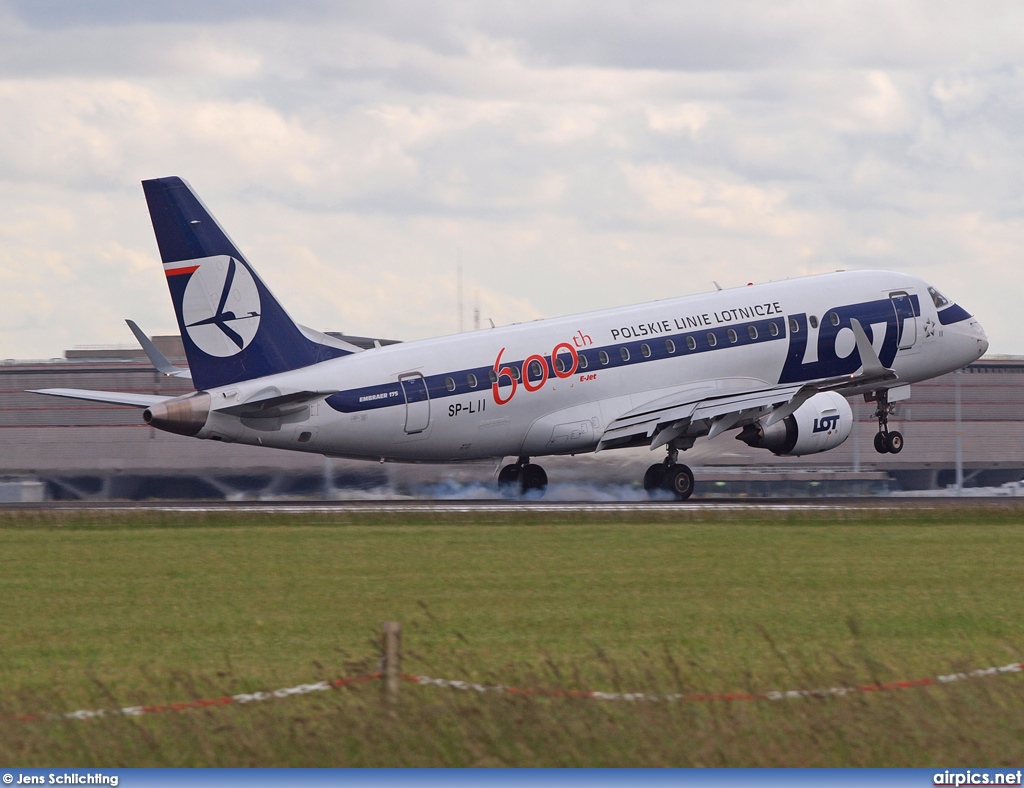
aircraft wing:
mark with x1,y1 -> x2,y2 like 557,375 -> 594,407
28,389 -> 173,408
597,383 -> 805,451
597,318 -> 899,451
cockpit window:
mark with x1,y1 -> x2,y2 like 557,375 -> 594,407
928,286 -> 951,309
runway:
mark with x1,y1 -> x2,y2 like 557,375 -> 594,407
4,496 -> 1022,515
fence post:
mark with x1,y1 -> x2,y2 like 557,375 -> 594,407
382,621 -> 401,703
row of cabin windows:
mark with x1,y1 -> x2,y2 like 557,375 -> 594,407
440,318 -> 811,391
803,313 -> 842,330
804,313 -> 842,330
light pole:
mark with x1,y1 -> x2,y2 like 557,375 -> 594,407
955,368 -> 963,496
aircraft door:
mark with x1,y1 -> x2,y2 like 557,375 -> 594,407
399,373 -> 430,434
890,292 -> 918,350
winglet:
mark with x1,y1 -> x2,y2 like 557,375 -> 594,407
126,320 -> 192,378
850,318 -> 886,378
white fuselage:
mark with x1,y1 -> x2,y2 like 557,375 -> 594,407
193,270 -> 987,462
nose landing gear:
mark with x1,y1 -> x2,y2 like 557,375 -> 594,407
871,389 -> 904,454
498,457 -> 548,497
643,445 -> 695,500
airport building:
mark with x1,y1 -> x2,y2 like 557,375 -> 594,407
1,336 -> 1022,500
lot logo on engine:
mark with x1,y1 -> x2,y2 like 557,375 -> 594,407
813,415 -> 840,434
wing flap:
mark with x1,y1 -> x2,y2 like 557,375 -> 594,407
598,384 -> 802,450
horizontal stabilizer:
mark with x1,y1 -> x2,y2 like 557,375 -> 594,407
126,320 -> 192,378
28,389 -> 173,408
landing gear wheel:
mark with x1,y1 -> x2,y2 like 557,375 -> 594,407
871,388 -> 903,455
519,463 -> 548,496
884,430 -> 904,454
498,464 -> 520,497
664,464 -> 695,501
643,464 -> 666,495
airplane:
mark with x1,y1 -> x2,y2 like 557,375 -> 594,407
31,176 -> 990,500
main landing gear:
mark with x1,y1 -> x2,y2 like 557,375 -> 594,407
643,445 -> 695,501
871,389 -> 904,454
498,457 -> 548,497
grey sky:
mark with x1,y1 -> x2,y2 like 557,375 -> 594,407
0,1 -> 1021,359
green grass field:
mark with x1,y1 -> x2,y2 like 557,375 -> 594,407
1,505 -> 1023,766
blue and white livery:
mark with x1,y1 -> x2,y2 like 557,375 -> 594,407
32,177 -> 989,499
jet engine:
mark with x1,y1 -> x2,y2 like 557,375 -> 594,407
143,392 -> 212,437
736,391 -> 853,456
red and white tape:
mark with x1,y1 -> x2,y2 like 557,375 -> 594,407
408,660 -> 1024,702
14,660 -> 1023,723
12,674 -> 381,723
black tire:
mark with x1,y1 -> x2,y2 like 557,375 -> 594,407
664,464 -> 694,501
643,464 -> 666,494
498,464 -> 520,497
519,463 -> 548,495
873,432 -> 889,454
885,430 -> 904,454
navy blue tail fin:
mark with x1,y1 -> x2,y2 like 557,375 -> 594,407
142,177 -> 352,391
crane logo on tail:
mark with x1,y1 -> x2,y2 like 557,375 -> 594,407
180,256 -> 262,357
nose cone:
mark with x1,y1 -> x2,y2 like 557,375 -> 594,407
965,317 -> 989,358
975,321 -> 990,357
947,316 -> 988,367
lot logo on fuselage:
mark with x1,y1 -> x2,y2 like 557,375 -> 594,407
181,256 -> 262,357
778,296 -> 915,384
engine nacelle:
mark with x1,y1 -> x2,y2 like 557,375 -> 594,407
736,391 -> 853,456
143,392 -> 211,437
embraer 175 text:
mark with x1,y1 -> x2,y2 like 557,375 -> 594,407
33,177 -> 990,500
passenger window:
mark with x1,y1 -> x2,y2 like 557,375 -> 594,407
829,311 -> 840,326
528,359 -> 544,379
707,333 -> 717,347
665,339 -> 676,354
789,317 -> 800,334
488,369 -> 498,384
578,354 -> 589,370
444,377 -> 456,392
640,343 -> 651,358
686,336 -> 697,351
510,365 -> 520,381
599,350 -> 610,365
748,325 -> 758,340
467,373 -> 478,388
768,322 -> 779,337
809,315 -> 819,329
619,347 -> 630,362
727,329 -> 738,344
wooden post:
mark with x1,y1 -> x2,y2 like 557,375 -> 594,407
382,621 -> 401,703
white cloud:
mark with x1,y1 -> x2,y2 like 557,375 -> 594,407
0,2 -> 1022,359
